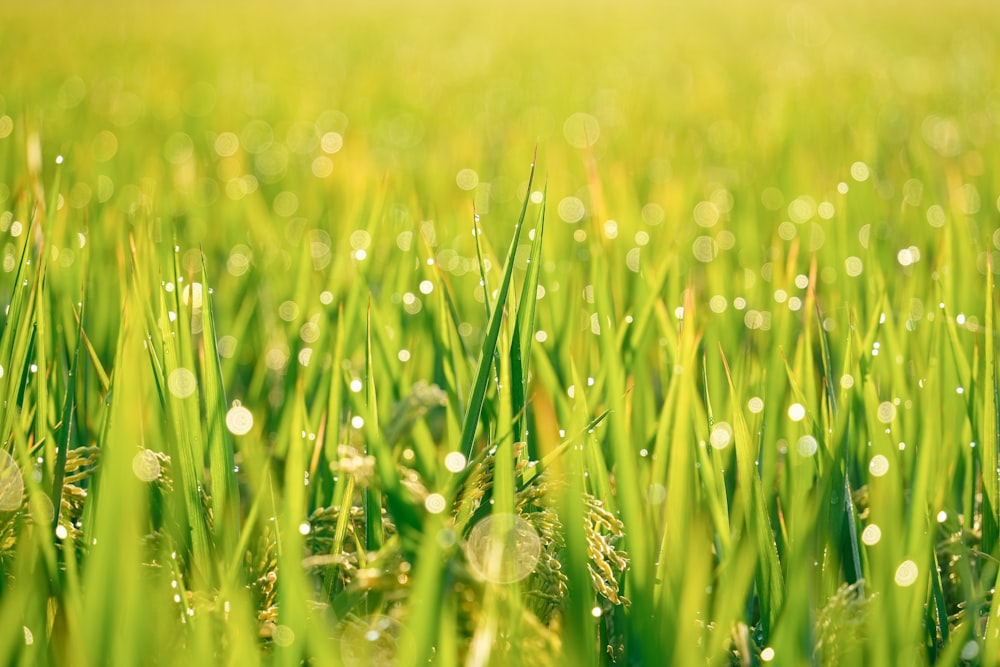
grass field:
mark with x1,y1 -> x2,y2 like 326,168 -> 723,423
1,1 -> 1000,664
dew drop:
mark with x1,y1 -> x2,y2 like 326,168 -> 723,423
465,514 -> 541,584
131,449 -> 162,482
868,454 -> 890,477
709,422 -> 733,449
225,404 -> 254,436
788,403 -> 806,422
167,368 -> 197,398
424,493 -> 447,514
861,524 -> 882,546
444,452 -> 466,473
894,560 -> 919,587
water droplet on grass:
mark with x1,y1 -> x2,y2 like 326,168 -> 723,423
861,524 -> 881,545
223,404 -> 253,435
709,422 -> 733,449
788,403 -> 806,422
167,368 -> 197,398
692,236 -> 718,263
558,196 -> 585,223
456,168 -> 479,191
277,300 -> 300,322
894,560 -> 919,586
466,514 -> 541,584
444,452 -> 466,473
850,161 -> 870,181
962,641 -> 980,661
424,493 -> 447,514
321,132 -> 343,154
692,201 -> 719,228
869,454 -> 890,477
132,449 -> 162,482
796,435 -> 818,457
181,282 -> 203,309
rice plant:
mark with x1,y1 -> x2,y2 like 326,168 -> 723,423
1,0 -> 999,665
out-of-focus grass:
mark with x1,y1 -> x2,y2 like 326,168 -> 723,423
1,0 -> 999,664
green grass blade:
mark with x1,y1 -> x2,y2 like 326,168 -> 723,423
720,345 -> 785,635
199,253 -> 241,562
364,300 -> 384,551
510,181 -> 546,444
49,293 -> 83,529
460,156 -> 536,459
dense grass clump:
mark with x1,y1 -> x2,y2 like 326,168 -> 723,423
1,0 -> 1000,664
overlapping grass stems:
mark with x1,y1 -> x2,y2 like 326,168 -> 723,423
1,0 -> 1000,665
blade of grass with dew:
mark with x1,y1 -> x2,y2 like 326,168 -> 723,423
71,303 -> 110,394
814,287 -> 865,590
275,380 -> 335,667
940,299 -> 975,429
31,234 -> 53,495
322,302 -> 346,470
698,354 -> 733,561
510,180 -> 545,445
980,255 -> 999,557
721,345 -> 785,635
419,251 -> 474,483
584,242 -> 620,509
653,293 -> 701,654
400,510 -> 451,667
492,324 -> 516,515
143,240 -> 215,587
982,256 -> 1000,663
460,155 -> 536,460
0,226 -> 38,477
858,367 -> 912,660
479,334 -> 527,666
364,301 -> 384,551
199,253 -> 241,564
560,358 -> 600,667
472,204 -> 494,324
345,335 -> 422,553
77,289 -> 162,666
49,293 -> 82,530
929,543 -> 950,654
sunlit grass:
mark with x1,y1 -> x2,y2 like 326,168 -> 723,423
1,0 -> 1000,664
